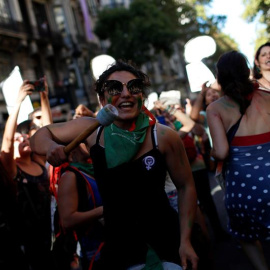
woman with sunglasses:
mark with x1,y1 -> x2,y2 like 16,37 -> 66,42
30,60 -> 198,270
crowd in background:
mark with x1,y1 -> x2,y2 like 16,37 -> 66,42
0,42 -> 270,270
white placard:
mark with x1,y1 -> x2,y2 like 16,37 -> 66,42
0,66 -> 33,123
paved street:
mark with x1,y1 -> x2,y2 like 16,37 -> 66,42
208,172 -> 270,270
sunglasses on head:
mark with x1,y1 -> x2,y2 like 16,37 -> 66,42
102,78 -> 144,96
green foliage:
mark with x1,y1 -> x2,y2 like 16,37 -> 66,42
94,0 -> 181,66
94,0 -> 238,67
242,0 -> 270,39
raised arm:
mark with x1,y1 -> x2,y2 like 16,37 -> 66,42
40,76 -> 53,126
1,81 -> 34,177
189,82 -> 208,124
158,124 -> 198,270
30,117 -> 96,166
173,109 -> 195,137
154,101 -> 195,138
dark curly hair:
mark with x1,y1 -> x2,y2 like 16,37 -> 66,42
252,42 -> 270,79
95,60 -> 151,98
16,119 -> 39,135
216,51 -> 254,114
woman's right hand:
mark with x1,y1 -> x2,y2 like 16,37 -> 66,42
16,80 -> 34,104
46,143 -> 68,166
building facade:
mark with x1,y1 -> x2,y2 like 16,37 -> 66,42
0,0 -> 190,138
0,0 -> 102,129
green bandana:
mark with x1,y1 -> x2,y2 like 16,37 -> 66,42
69,162 -> 95,176
142,246 -> 164,270
104,112 -> 149,168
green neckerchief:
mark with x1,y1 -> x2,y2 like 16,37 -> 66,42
142,246 -> 164,270
104,112 -> 149,168
69,162 -> 95,176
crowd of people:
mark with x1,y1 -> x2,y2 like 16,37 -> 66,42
0,42 -> 270,270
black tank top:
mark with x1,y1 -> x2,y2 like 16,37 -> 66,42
90,125 -> 180,269
15,163 -> 51,251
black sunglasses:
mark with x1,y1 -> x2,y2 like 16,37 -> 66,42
102,78 -> 144,96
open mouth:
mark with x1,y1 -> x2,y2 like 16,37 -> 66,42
119,102 -> 134,109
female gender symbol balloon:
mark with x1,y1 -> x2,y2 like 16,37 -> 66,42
90,54 -> 116,81
184,36 -> 216,92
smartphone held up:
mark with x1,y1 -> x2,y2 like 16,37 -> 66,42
28,78 -> 45,92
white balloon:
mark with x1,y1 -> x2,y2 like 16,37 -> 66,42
91,54 -> 116,80
186,61 -> 215,92
184,35 -> 216,63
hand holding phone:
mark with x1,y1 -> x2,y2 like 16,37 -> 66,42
28,78 -> 45,92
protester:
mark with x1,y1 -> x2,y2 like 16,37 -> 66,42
1,78 -> 54,270
207,50 -> 270,270
53,143 -> 104,270
189,80 -> 221,128
31,60 -> 198,270
253,42 -> 270,87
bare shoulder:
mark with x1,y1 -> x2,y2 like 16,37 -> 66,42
156,123 -> 183,153
59,170 -> 76,185
207,97 -> 224,112
156,122 -> 179,138
207,96 -> 240,119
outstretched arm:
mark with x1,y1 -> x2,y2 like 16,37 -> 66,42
1,81 -> 34,178
174,109 -> 195,137
40,76 -> 53,126
158,124 -> 198,270
189,82 -> 208,124
30,117 -> 97,166
154,101 -> 195,138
